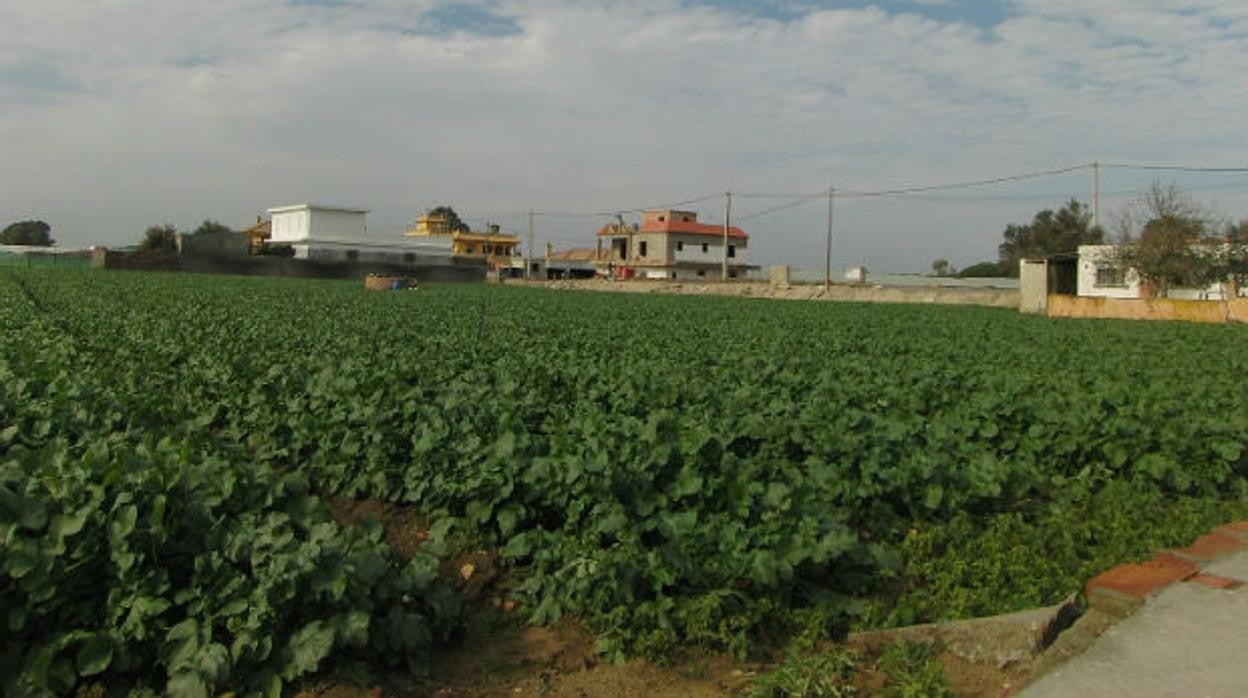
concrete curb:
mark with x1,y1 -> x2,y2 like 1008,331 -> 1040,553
1020,519 -> 1248,692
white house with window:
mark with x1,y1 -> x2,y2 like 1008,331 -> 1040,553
267,204 -> 453,262
594,209 -> 753,279
1077,244 -> 1240,300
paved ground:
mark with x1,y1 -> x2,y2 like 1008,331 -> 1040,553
1021,543 -> 1248,698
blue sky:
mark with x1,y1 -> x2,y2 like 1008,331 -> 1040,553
0,0 -> 1244,271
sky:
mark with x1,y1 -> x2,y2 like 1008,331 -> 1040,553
1,0 -> 1245,272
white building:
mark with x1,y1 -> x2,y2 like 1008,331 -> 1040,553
267,204 -> 453,262
1077,244 -> 1240,300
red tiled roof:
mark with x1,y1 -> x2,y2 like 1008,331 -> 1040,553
591,218 -> 738,239
643,219 -> 747,239
596,220 -> 747,239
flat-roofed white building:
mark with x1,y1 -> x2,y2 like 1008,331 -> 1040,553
267,204 -> 453,262
1077,244 -> 1239,300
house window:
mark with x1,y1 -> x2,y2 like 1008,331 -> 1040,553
346,250 -> 359,261
701,243 -> 708,253
639,241 -> 647,257
728,245 -> 736,258
484,245 -> 493,254
677,242 -> 683,252
1095,264 -> 1126,287
729,271 -> 738,278
697,270 -> 706,277
658,216 -> 665,222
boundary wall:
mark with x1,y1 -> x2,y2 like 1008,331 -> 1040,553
1046,295 -> 1248,324
507,278 -> 1019,308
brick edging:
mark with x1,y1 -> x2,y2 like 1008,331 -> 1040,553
1085,520 -> 1248,616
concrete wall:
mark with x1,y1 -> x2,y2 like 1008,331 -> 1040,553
769,265 -> 790,286
1019,259 -> 1049,314
1047,294 -> 1248,324
670,233 -> 746,264
93,247 -> 485,282
92,249 -> 181,271
180,254 -> 485,282
509,278 -> 1018,308
178,232 -> 249,258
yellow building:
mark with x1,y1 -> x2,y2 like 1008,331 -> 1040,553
406,211 -> 519,270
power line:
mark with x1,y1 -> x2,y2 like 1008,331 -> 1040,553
431,161 -> 1245,230
839,163 -> 1092,198
1100,163 -> 1248,173
736,191 -> 829,221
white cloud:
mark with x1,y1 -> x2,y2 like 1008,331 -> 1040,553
0,0 -> 1243,271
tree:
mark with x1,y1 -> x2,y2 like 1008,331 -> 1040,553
141,224 -> 179,252
428,206 -> 470,233
958,261 -> 1007,278
930,259 -> 954,277
191,219 -> 233,236
1,220 -> 54,246
997,199 -> 1103,276
1113,182 -> 1219,298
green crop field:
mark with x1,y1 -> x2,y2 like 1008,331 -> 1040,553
3,268 -> 1246,695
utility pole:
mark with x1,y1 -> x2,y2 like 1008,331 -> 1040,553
526,210 -> 534,279
1092,161 -> 1100,230
721,191 -> 732,281
824,185 -> 835,293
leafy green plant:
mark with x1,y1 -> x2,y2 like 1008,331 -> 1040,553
875,641 -> 953,698
745,648 -> 861,698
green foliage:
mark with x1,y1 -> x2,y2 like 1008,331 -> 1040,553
426,206 -> 471,233
140,224 -> 179,252
2,220 -> 54,246
880,482 -> 1248,625
998,199 -> 1102,276
875,641 -> 953,698
745,649 -> 861,698
956,261 -> 1006,278
257,243 -> 295,257
190,219 -> 233,237
1112,182 -> 1231,297
1,268 -> 1246,680
930,259 -> 954,277
0,274 -> 459,695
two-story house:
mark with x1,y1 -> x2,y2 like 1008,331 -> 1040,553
594,209 -> 752,279
406,210 -> 519,271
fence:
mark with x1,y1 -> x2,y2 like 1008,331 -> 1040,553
0,250 -> 92,269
